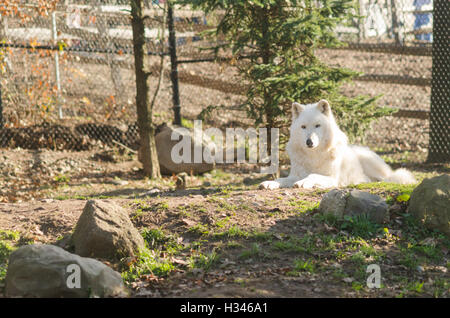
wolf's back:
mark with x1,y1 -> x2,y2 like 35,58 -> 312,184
351,145 -> 416,184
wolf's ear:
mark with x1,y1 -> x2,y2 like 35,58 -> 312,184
317,99 -> 331,116
292,102 -> 305,119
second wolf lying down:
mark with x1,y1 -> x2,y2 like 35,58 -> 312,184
260,99 -> 416,189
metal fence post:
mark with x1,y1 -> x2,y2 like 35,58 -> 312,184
390,0 -> 401,44
427,0 -> 449,163
51,11 -> 63,119
168,3 -> 181,126
357,0 -> 366,42
1,14 -> 6,129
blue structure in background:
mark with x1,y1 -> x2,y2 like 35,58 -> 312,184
413,0 -> 432,42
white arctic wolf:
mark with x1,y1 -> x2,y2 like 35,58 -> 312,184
260,99 -> 416,189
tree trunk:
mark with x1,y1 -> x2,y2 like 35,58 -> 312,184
0,83 -> 3,129
131,0 -> 161,178
260,6 -> 279,178
427,0 -> 449,163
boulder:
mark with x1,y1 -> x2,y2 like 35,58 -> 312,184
154,123 -> 215,175
408,174 -> 450,237
319,189 -> 389,223
5,244 -> 127,298
317,189 -> 348,218
71,200 -> 145,261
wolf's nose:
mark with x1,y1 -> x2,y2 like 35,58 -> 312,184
306,139 -> 313,147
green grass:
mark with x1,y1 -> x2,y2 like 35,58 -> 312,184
0,230 -> 20,241
212,225 -> 251,240
288,199 -> 320,214
432,279 -> 449,298
0,230 -> 21,284
181,117 -> 194,129
316,213 -> 384,240
272,235 -> 315,254
122,228 -> 185,281
0,241 -> 13,283
141,228 -> 182,254
351,281 -> 365,292
122,247 -> 175,281
239,243 -> 262,260
293,258 -> 315,272
400,212 -> 449,243
341,215 -> 383,239
53,174 -> 70,184
188,223 -> 210,236
287,258 -> 316,276
350,182 -> 416,196
189,249 -> 220,271
399,242 -> 444,270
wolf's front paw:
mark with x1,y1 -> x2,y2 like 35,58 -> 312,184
259,180 -> 280,190
293,179 -> 315,189
294,176 -> 335,189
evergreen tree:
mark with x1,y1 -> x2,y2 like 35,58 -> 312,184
184,0 -> 393,142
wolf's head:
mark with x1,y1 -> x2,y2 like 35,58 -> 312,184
289,99 -> 345,152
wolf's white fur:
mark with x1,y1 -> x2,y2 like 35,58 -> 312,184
260,100 -> 416,189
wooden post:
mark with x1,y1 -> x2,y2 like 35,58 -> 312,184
427,0 -> 449,162
167,2 -> 182,126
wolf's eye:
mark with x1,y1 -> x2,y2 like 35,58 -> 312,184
315,124 -> 321,128
301,125 -> 306,129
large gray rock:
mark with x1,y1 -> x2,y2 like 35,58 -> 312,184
71,200 -> 145,261
5,244 -> 127,298
408,174 -> 450,237
318,189 -> 348,218
154,124 -> 215,175
319,189 -> 389,223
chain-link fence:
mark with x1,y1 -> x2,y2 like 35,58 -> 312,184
0,0 -> 447,163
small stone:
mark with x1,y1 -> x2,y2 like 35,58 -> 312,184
145,188 -> 161,195
111,179 -> 129,186
191,268 -> 204,276
343,277 -> 354,283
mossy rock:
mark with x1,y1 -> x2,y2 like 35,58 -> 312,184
408,174 -> 450,237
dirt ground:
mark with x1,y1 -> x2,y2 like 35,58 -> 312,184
0,146 -> 448,298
